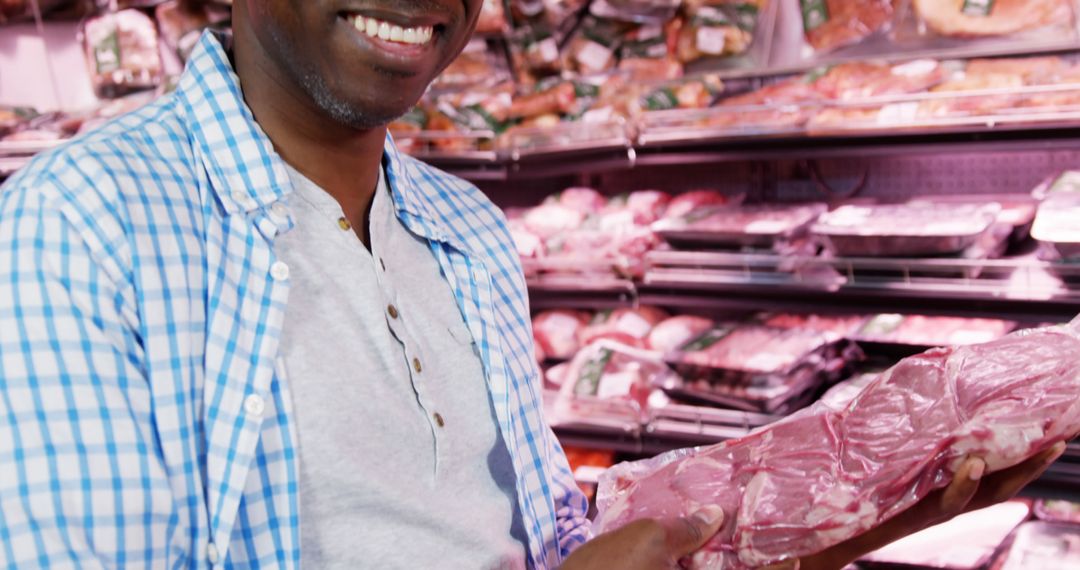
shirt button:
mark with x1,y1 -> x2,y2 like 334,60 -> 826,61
412,357 -> 423,373
270,261 -> 290,281
270,202 -> 289,219
206,542 -> 220,564
387,304 -> 399,319
433,412 -> 445,428
243,394 -> 265,418
338,217 -> 352,231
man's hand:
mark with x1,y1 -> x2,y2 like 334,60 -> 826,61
795,441 -> 1068,570
561,506 -> 725,570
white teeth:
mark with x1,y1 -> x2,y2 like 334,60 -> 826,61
348,14 -> 434,45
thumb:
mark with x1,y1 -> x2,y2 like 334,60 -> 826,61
664,506 -> 725,557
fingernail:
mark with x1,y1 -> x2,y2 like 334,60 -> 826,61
968,459 -> 985,481
693,505 -> 725,525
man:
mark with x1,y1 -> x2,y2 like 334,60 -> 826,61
0,1 -> 1063,568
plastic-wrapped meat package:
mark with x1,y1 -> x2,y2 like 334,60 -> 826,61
661,324 -> 859,413
533,309 -> 591,360
522,204 -> 586,239
800,0 -> 894,53
675,0 -> 766,63
998,521 -> 1080,570
507,218 -> 546,260
82,9 -> 164,98
811,60 -> 945,101
563,15 -> 624,75
155,0 -> 229,62
760,313 -> 866,339
550,187 -> 608,215
706,79 -> 821,131
912,0 -> 1075,39
648,315 -> 715,353
811,202 -> 1000,257
857,314 -> 1018,347
654,203 -> 826,249
552,340 -> 677,426
595,319 -> 1080,569
1032,193 -> 1080,262
601,190 -> 672,226
475,0 -> 510,34
1034,499 -> 1080,524
578,306 -> 669,348
859,501 -> 1031,569
663,190 -> 731,220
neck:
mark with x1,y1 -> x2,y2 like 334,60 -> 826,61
232,27 -> 385,245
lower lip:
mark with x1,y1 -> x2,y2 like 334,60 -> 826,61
340,17 -> 437,61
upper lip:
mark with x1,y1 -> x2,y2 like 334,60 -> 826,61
339,5 -> 452,28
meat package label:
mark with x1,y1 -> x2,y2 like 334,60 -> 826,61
679,326 -> 736,353
93,26 -> 122,75
961,0 -> 995,16
574,347 -> 615,397
799,0 -> 830,32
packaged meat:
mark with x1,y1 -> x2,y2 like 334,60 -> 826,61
563,16 -> 624,75
550,187 -> 608,214
635,75 -> 726,113
81,9 -> 164,98
533,309 -> 592,360
589,0 -> 683,23
856,314 -> 1017,347
553,340 -> 677,425
1032,194 -> 1080,261
155,0 -> 229,62
667,324 -> 842,380
523,203 -> 587,238
799,0 -> 895,53
759,313 -> 866,339
579,306 -> 670,348
435,39 -> 509,89
594,319 -> 1080,569
812,202 -> 1000,257
811,59 -> 946,101
1034,499 -> 1080,524
510,25 -> 563,85
817,371 -> 878,410
508,219 -> 546,259
998,521 -> 1080,570
663,190 -> 732,219
601,190 -> 672,227
654,203 -> 827,249
859,501 -> 1032,569
704,78 -> 821,132
648,315 -> 716,353
912,0 -> 1075,38
475,0 -> 510,34
617,20 -> 678,75
675,1 -> 766,63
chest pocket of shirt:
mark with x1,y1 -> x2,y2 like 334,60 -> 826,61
446,311 -> 478,350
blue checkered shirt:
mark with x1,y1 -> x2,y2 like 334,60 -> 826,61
0,32 -> 589,569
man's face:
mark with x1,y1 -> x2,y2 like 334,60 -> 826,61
239,0 -> 481,129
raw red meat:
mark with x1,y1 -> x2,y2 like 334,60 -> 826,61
554,187 -> 608,214
913,0 -> 1073,37
523,203 -> 585,238
802,0 -> 894,53
579,306 -> 670,348
811,60 -> 945,101
648,315 -> 715,353
619,190 -> 673,225
760,313 -> 865,339
508,219 -> 546,259
664,190 -> 730,220
533,309 -> 591,360
595,320 -> 1080,569
553,341 -> 676,424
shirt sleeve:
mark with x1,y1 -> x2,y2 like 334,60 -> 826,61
547,425 -> 593,561
0,174 -> 177,567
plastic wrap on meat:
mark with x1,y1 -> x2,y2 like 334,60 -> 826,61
669,325 -> 838,378
913,0 -> 1074,38
579,306 -> 670,348
664,190 -> 730,220
999,521 -> 1080,570
707,79 -> 820,130
533,309 -> 591,360
676,1 -> 764,63
554,187 -> 608,214
760,313 -> 865,339
553,340 -> 677,425
602,190 -> 672,226
857,314 -> 1017,347
1032,194 -> 1080,261
812,60 -> 945,101
522,204 -> 586,238
649,315 -> 716,353
594,319 -> 1080,569
800,0 -> 894,53
859,501 -> 1031,569
508,219 -> 546,259
811,203 -> 999,257
656,203 -> 826,249
1034,499 -> 1080,524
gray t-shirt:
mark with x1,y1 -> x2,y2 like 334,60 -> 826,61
275,164 -> 528,569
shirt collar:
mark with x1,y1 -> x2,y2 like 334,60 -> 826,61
175,31 -> 292,215
176,31 -> 476,254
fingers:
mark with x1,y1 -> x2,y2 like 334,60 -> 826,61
663,506 -> 725,558
966,441 -> 1067,512
939,456 -> 984,517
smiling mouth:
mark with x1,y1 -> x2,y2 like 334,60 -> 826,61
342,13 -> 438,46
